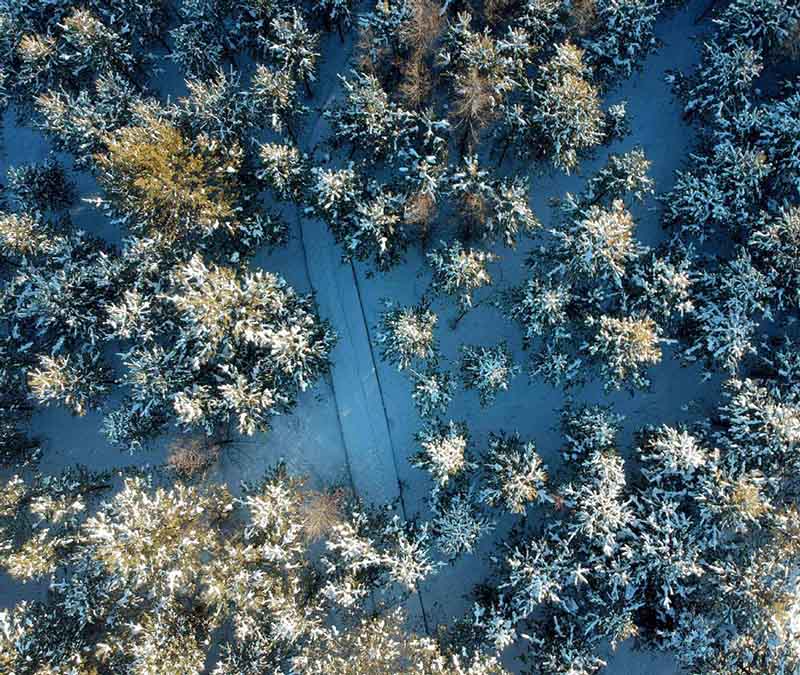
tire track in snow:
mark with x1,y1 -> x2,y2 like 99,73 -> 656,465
294,32 -> 430,632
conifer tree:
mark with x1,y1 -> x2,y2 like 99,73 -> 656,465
460,342 -> 519,406
376,302 -> 438,370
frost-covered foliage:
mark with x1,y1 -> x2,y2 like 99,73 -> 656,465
4,2 -> 800,673
376,301 -> 438,370
292,607 -> 509,675
471,367 -> 800,672
581,0 -> 663,80
326,70 -> 418,160
5,156 -> 74,214
0,464 -> 443,674
410,361 -> 457,419
428,241 -> 497,313
431,486 -> 494,559
480,432 -> 548,514
504,149 -> 666,390
472,404 -> 637,670
33,70 -> 143,164
316,0 -> 654,266
412,419 -> 473,487
460,342 -> 519,406
584,314 -> 662,390
310,167 -> 411,270
516,41 -> 607,173
661,0 -> 800,377
257,141 -> 310,201
105,253 -> 335,447
0,226 -> 121,417
0,2 -> 150,110
95,109 -> 286,257
448,155 -> 539,246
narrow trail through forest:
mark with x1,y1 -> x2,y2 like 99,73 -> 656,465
292,34 -> 430,628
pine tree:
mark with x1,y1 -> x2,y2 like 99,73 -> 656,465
448,155 -> 538,246
510,41 -> 607,172
94,110 -> 286,255
265,9 -> 319,95
6,156 -> 75,214
410,361 -> 457,419
431,485 -> 494,559
460,342 -> 519,406
427,241 -> 497,313
480,432 -> 548,514
326,70 -> 417,160
257,141 -> 310,202
412,419 -> 473,487
376,302 -> 438,370
584,314 -> 662,391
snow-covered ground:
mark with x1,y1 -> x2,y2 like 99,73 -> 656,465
0,1 -> 721,671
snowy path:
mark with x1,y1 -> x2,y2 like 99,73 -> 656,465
291,34 -> 431,628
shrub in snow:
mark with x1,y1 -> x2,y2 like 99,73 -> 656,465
27,353 -> 111,417
170,17 -> 224,80
553,198 -> 640,285
637,425 -> 709,487
506,272 -> 572,346
321,506 -> 439,603
714,0 -> 800,56
680,253 -> 774,374
174,69 -> 256,144
460,342 -> 519,406
581,147 -> 654,204
669,40 -> 763,124
629,246 -> 695,326
34,71 -> 142,166
264,9 -> 319,93
559,403 -> 623,461
376,302 -> 438,370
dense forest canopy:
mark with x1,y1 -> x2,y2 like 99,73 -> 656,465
1,0 -> 800,673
